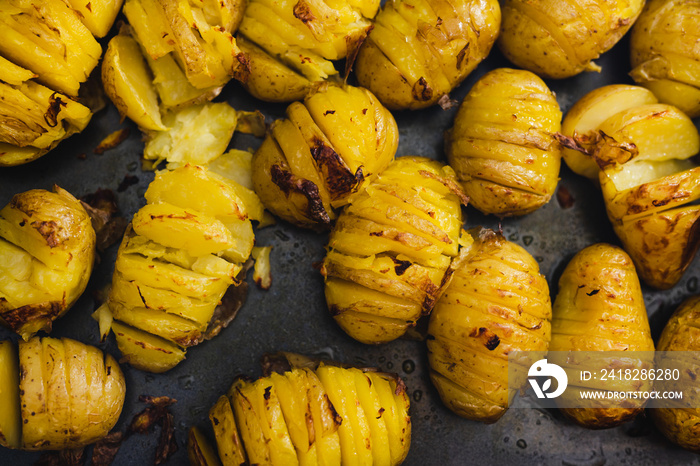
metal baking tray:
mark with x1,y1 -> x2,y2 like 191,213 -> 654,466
1,30 -> 699,465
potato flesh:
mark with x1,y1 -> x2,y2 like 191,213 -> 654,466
446,68 -> 561,217
427,229 -> 551,423
498,0 -> 644,79
355,0 -> 501,110
0,340 -> 20,449
550,244 -> 654,428
64,0 -> 123,37
630,0 -> 700,117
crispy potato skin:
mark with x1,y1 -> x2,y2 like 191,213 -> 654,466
651,296 -> 700,452
355,0 -> 501,110
322,156 -> 466,344
446,68 -> 562,217
0,187 -> 96,340
550,244 -> 655,429
15,337 -> 125,451
427,228 -> 551,423
630,0 -> 700,118
252,84 -> 398,229
498,0 -> 644,79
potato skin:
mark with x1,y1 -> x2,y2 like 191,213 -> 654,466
427,228 -> 551,423
252,84 -> 398,230
446,68 -> 562,217
630,0 -> 700,118
322,156 -> 466,344
355,0 -> 501,110
0,187 -> 96,340
650,296 -> 700,452
498,0 -> 644,79
550,243 -> 655,429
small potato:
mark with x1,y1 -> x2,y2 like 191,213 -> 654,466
0,337 -> 125,451
498,0 -> 644,79
630,0 -> 700,118
446,68 -> 562,217
0,186 -> 96,340
322,157 -> 467,344
252,84 -> 398,229
550,243 -> 655,429
427,228 -> 551,423
355,0 -> 501,110
650,296 -> 700,452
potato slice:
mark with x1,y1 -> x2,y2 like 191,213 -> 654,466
270,371 -> 317,465
110,320 -> 186,373
353,369 -> 391,466
189,426 -> 223,466
229,379 -> 272,464
209,395 -> 247,466
101,30 -> 166,131
0,340 -> 21,449
19,337 -> 48,449
64,0 -> 123,38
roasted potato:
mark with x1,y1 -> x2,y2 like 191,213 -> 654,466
252,83 -> 398,230
0,336 -> 125,451
445,68 -> 562,217
650,295 -> 700,452
355,0 -> 501,110
321,156 -> 467,344
0,186 -> 96,340
427,228 -> 551,423
191,352 -> 411,465
550,243 -> 655,429
62,0 -> 124,37
630,0 -> 700,118
236,0 -> 379,102
97,159 -> 265,373
498,0 -> 644,79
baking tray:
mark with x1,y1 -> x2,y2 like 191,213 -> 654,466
1,29 -> 700,466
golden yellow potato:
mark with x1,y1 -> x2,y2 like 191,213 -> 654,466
498,0 -> 644,79
427,228 -> 552,423
560,84 -> 658,180
650,295 -> 700,452
0,337 -> 125,451
355,0 -> 501,110
252,84 -> 398,229
100,162 -> 263,372
64,0 -> 124,37
197,352 -> 411,465
236,0 -> 379,102
0,186 -> 96,340
630,0 -> 700,118
550,243 -> 655,429
322,156 -> 467,344
446,68 -> 562,216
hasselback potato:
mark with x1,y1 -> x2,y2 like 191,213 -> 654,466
321,156 -> 467,344
0,187 -> 96,340
252,84 -> 398,230
445,68 -> 562,217
650,295 -> 700,452
354,0 -> 501,110
97,162 -> 264,373
189,352 -> 411,465
237,0 -> 379,102
0,336 -> 125,451
550,243 -> 655,429
630,0 -> 700,118
498,0 -> 644,79
427,228 -> 552,423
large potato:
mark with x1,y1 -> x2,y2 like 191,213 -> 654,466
427,228 -> 551,423
445,68 -> 562,217
0,187 -> 96,340
630,0 -> 700,118
354,0 -> 501,110
550,243 -> 655,429
650,296 -> 700,452
191,352 -> 411,465
321,156 -> 467,344
99,161 -> 263,372
236,0 -> 379,102
0,337 -> 125,451
252,84 -> 398,229
498,0 -> 644,79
